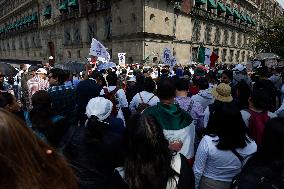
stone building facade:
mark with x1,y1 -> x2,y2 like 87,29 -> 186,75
0,0 -> 283,65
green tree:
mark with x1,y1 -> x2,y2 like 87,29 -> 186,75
255,17 -> 284,58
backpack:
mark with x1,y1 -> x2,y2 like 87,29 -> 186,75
136,93 -> 155,113
230,161 -> 284,189
104,87 -> 119,117
246,109 -> 270,146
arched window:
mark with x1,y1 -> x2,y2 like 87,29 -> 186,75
150,14 -> 155,21
165,17 -> 169,25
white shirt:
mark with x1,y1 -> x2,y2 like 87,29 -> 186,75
100,86 -> 128,123
203,106 -> 210,128
129,91 -> 159,112
194,135 -> 257,189
100,86 -> 128,108
240,110 -> 277,127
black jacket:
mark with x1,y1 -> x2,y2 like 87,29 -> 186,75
64,126 -> 124,189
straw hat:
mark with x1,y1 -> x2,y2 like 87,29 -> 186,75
211,83 -> 233,102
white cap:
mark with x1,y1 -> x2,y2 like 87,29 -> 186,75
36,68 -> 47,74
49,56 -> 54,60
233,64 -> 245,72
85,97 -> 113,121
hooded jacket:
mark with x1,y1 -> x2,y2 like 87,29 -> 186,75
191,89 -> 215,110
143,103 -> 195,159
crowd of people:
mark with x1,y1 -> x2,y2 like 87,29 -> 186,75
0,60 -> 284,189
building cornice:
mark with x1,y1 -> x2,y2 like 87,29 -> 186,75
0,0 -> 36,23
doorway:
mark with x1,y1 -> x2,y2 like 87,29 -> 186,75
47,41 -> 55,66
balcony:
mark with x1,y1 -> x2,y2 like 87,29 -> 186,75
191,7 -> 255,32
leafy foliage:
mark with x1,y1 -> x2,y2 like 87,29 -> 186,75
255,17 -> 284,58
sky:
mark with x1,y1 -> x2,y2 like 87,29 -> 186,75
277,0 -> 284,9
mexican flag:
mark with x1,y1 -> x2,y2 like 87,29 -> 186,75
210,51 -> 219,67
198,47 -> 219,67
198,46 -> 205,64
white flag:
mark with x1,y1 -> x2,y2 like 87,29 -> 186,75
118,53 -> 126,65
204,48 -> 211,65
89,38 -> 110,62
169,56 -> 177,68
162,48 -> 172,65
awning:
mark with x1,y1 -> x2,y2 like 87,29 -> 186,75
22,17 -> 28,25
226,5 -> 233,16
233,9 -> 241,19
246,15 -> 252,24
31,14 -> 38,22
26,16 -> 33,24
43,6 -> 52,17
195,0 -> 206,6
240,14 -> 247,22
59,0 -> 68,11
251,18 -> 256,26
217,2 -> 226,13
207,0 -> 217,9
68,0 -> 78,8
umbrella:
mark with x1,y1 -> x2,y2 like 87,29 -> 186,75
54,61 -> 85,73
0,62 -> 18,76
97,62 -> 117,71
255,53 -> 280,60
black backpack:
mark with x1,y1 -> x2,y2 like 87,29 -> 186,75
230,160 -> 284,189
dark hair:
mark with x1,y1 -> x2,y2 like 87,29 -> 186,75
256,117 -> 284,162
125,114 -> 176,189
0,92 -> 14,108
85,115 -> 108,142
206,102 -> 250,150
258,66 -> 269,78
30,90 -> 53,131
176,78 -> 189,91
235,80 -> 251,109
196,77 -> 209,90
106,72 -> 118,86
49,68 -> 66,85
121,69 -> 127,74
0,109 -> 78,189
136,73 -> 145,87
250,87 -> 270,110
222,70 -> 233,81
144,77 -> 156,93
90,70 -> 101,80
157,77 -> 176,100
20,64 -> 26,70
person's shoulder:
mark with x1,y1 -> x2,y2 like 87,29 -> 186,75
142,104 -> 158,114
268,111 -> 277,118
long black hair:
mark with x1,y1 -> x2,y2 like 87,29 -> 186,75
85,115 -> 108,142
29,90 -> 54,132
124,114 -> 177,189
206,102 -> 250,150
256,118 -> 284,163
